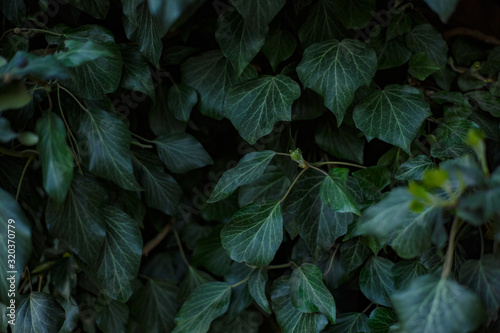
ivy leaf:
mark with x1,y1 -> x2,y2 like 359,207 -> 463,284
216,8 -> 267,78
409,52 -> 441,80
238,165 -> 291,207
15,292 -> 65,333
154,133 -> 213,173
0,189 -> 32,305
56,39 -> 113,67
298,0 -> 344,48
46,176 -> 107,265
435,117 -> 478,146
248,268 -> 271,313
353,84 -> 431,154
323,312 -> 370,333
391,275 -> 485,333
290,263 -> 336,322
224,262 -> 253,321
423,0 -> 461,23
191,225 -> 232,276
315,124 -> 365,164
95,297 -> 129,333
168,83 -> 197,122
66,0 -> 110,19
297,39 -> 377,126
368,308 -> 397,333
179,266 -> 214,301
370,35 -> 412,70
0,51 -> 70,80
332,0 -> 375,29
459,254 -> 500,317
35,112 -> 74,204
431,91 -> 471,107
76,107 -> 142,191
359,256 -> 395,307
221,201 -> 283,266
392,260 -> 429,290
131,279 -> 178,333
262,29 -> 297,72
231,0 -> 286,33
396,155 -> 434,181
466,91 -> 500,117
286,170 -> 353,259
149,84 -> 187,136
457,188 -> 500,225
406,24 -> 448,68
0,0 -> 26,25
95,207 -> 142,302
120,44 -> 155,100
320,168 -> 361,215
133,151 -> 183,216
271,276 -> 329,333
225,74 -> 300,144
208,150 -> 276,203
181,50 -> 257,119
51,256 -> 80,302
147,0 -> 202,35
173,282 -> 231,333
340,238 -> 371,274
386,13 -> 412,41
352,166 -> 391,201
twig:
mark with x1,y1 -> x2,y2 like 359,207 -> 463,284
323,244 -> 340,277
173,227 -> 190,267
441,216 -> 462,279
443,27 -> 500,46
142,219 -> 174,256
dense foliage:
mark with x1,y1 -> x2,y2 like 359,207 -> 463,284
1,0 -> 500,332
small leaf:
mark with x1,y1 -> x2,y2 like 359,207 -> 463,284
368,308 -> 397,333
120,44 -> 155,100
15,292 -> 65,333
352,166 -> 391,201
323,312 -> 370,333
395,155 -> 434,181
406,24 -> 448,68
332,0 -> 375,29
221,201 -> 283,266
248,268 -> 271,313
290,263 -> 336,322
173,282 -> 231,333
315,124 -> 365,164
370,35 -> 412,70
0,51 -> 70,80
423,0 -> 461,23
409,52 -> 441,80
0,82 -> 31,112
167,83 -> 197,122
147,0 -> 202,35
179,266 -> 214,301
359,256 -> 395,307
320,168 -> 361,215
154,133 -> 213,173
262,29 -> 297,71
238,165 -> 291,207
386,13 -> 412,40
466,91 -> 500,117
225,74 -> 301,144
209,150 -> 276,203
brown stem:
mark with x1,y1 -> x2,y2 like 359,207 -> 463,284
142,218 -> 175,256
443,27 -> 500,46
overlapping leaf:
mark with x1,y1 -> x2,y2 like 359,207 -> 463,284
168,83 -> 197,122
298,0 -> 344,47
359,256 -> 395,307
248,268 -> 271,313
15,292 -> 65,333
231,0 -> 286,33
320,168 -> 361,215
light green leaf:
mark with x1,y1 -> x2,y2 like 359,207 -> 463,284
459,254 -> 500,317
392,275 -> 485,333
332,0 -> 375,29
75,107 -> 141,190
323,312 -> 370,333
353,84 -> 431,153
409,52 -> 441,80
271,276 -> 329,333
368,308 -> 397,333
298,0 -> 344,48
238,165 -> 291,207
0,189 -> 32,305
56,39 -> 113,67
179,266 -> 214,301
297,39 -> 377,126
95,297 -> 129,333
262,29 -> 297,71
221,201 -> 282,266
154,133 -> 213,173
66,0 -> 110,19
15,292 -> 65,333
320,168 -> 361,215
290,263 -> 336,322
209,150 -> 276,203
315,124 -> 365,164
340,238 -> 371,274
181,50 -> 257,119
216,8 -> 267,77
225,74 -> 300,144
359,256 -> 395,307
173,282 -> 231,333
120,44 -> 155,100
423,0 -> 460,23
131,279 -> 178,333
406,24 -> 448,68
286,170 -> 353,259
168,83 -> 197,122
231,0 -> 286,33
395,155 -> 434,181
46,176 -> 106,265
248,268 -> 270,313
35,112 -> 74,204
0,82 -> 31,112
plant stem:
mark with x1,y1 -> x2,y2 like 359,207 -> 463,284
142,218 -> 174,256
441,216 -> 462,279
479,226 -> 484,258
231,277 -> 249,288
275,152 -> 291,157
58,84 -> 90,114
311,161 -> 367,169
0,146 -> 38,158
279,167 -> 309,203
173,227 -> 190,267
308,164 -> 328,176
16,155 -> 34,201
323,244 -> 339,277
361,303 -> 374,314
266,262 -> 293,270
131,132 -> 156,144
131,141 -> 153,149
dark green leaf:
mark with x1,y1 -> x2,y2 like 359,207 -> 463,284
406,24 -> 448,68
340,238 -> 371,274
395,155 -> 434,181
0,0 -> 26,25
224,262 -> 253,321
51,256 -> 80,302
370,35 -> 412,70
332,0 -> 375,29
192,225 -> 232,276
352,166 -> 391,201
56,39 -> 113,67
149,84 -> 187,136
435,117 -> 478,146
297,39 -> 377,126
423,0 -> 460,23
0,118 -> 18,143
15,292 -> 65,333
409,52 -> 441,80
386,13 -> 412,41
120,44 -> 155,100
457,188 -> 500,225
179,266 -> 215,301
147,0 -> 202,35
231,0 -> 286,33
238,165 -> 291,207
0,51 -> 70,80
248,268 -> 270,313
466,91 -> 500,117
66,0 -> 110,19
392,260 -> 428,290
262,29 -> 297,71
298,0 -> 344,48
368,308 -> 397,333
320,168 -> 361,215
315,124 -> 365,164
95,296 -> 129,333
323,312 -> 370,333
359,256 -> 395,307
430,91 -> 471,106
168,83 -> 197,122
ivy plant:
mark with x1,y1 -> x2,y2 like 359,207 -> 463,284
1,0 -> 500,332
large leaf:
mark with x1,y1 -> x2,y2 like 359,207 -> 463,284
459,255 -> 500,317
359,256 -> 395,307
216,8 -> 267,77
209,150 -> 276,203
424,0 -> 461,22
323,312 -> 370,333
286,170 -> 353,259
66,0 -> 110,19
224,74 -> 301,144
95,207 -> 142,302
391,275 -> 485,333
297,39 -> 377,126
332,0 -> 375,29
221,201 -> 283,266
35,112 -> 74,204
0,189 -> 32,305
14,292 -> 65,333
353,84 -> 431,153
320,168 -> 361,215
119,44 -> 155,100
290,263 -> 336,322
406,24 -> 448,68
154,133 -> 213,173
46,176 -> 107,265
173,282 -> 231,333
181,50 -> 257,119
271,276 -> 329,333
231,0 -> 286,33
248,268 -> 271,313
298,0 -> 344,48
75,107 -> 141,190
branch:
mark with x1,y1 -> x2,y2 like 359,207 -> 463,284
142,218 -> 175,256
443,27 -> 500,46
